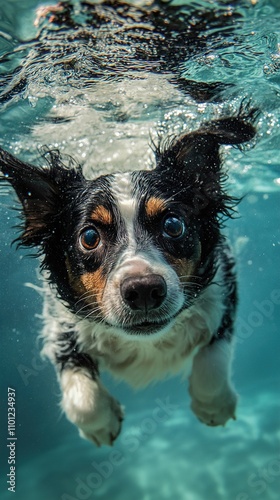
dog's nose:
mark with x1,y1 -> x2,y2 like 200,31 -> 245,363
120,275 -> 167,311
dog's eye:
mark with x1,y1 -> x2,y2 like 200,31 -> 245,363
162,216 -> 186,239
79,227 -> 100,250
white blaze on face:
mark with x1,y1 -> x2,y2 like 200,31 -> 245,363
99,172 -> 185,330
110,172 -> 151,273
111,172 -> 137,252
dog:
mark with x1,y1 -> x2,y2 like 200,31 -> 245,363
0,110 -> 256,446
0,0 -> 258,446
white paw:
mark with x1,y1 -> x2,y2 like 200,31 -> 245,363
79,395 -> 124,447
190,386 -> 238,427
61,371 -> 124,446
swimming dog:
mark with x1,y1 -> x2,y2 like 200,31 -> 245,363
0,111 -> 256,446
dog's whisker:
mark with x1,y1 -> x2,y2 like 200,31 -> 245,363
74,292 -> 100,306
76,303 -> 101,317
83,310 -> 105,323
74,290 -> 100,305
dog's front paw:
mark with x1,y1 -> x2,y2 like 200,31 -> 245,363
190,386 -> 238,427
79,395 -> 124,447
61,371 -> 124,446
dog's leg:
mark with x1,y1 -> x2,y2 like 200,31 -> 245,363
60,367 -> 124,446
52,335 -> 124,446
188,338 -> 237,426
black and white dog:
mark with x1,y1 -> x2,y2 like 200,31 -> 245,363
0,0 -> 255,445
0,1 -> 257,447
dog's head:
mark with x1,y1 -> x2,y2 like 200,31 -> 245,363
0,116 -> 255,337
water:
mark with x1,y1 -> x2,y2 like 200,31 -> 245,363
0,1 -> 279,499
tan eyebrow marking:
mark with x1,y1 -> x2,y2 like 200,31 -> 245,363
90,205 -> 113,225
145,197 -> 166,218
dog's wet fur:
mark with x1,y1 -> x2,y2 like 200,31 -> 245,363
0,1 -> 257,446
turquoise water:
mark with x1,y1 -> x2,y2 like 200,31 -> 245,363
0,1 -> 279,499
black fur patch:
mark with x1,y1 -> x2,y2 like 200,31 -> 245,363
54,329 -> 99,377
210,241 -> 238,343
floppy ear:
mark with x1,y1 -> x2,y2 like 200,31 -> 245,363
156,116 -> 256,175
0,148 -> 84,247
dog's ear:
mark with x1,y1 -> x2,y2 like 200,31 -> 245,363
0,148 -> 84,248
156,116 -> 256,175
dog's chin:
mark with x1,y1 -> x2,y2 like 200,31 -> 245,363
106,318 -> 174,338
125,318 -> 173,336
